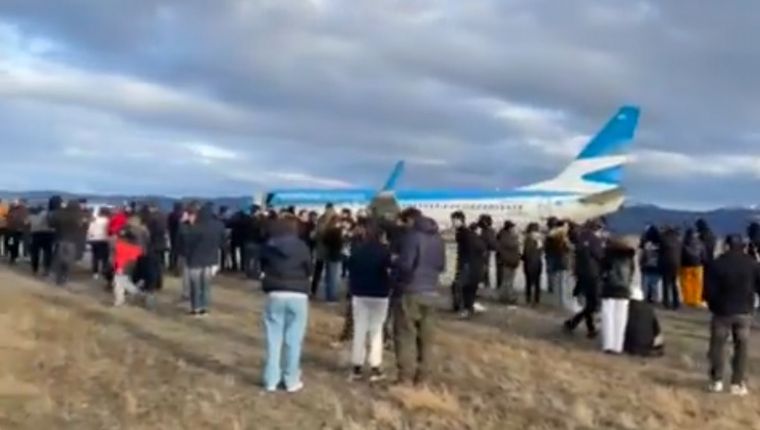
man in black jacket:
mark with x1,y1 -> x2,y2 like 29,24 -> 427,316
704,235 -> 760,396
167,202 -> 184,274
564,220 -> 604,337
450,211 -> 469,312
49,200 -> 88,286
496,220 -> 520,305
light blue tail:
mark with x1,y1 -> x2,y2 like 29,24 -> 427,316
382,161 -> 405,191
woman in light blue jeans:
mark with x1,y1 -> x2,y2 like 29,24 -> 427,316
261,216 -> 313,392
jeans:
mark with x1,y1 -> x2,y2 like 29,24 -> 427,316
549,270 -> 572,311
601,299 -> 630,353
30,232 -> 54,275
566,276 -> 600,335
524,270 -> 541,305
90,240 -> 110,275
187,267 -> 213,311
53,241 -> 78,286
709,314 -> 751,385
451,263 -> 468,311
113,274 -> 141,306
324,261 -> 340,302
394,293 -> 436,384
310,260 -> 325,296
262,293 -> 309,390
498,266 -> 518,304
641,271 -> 661,303
351,296 -> 390,367
244,243 -> 261,279
662,272 -> 680,309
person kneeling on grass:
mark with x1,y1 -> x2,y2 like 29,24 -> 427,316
261,215 -> 312,393
600,235 -> 636,355
347,223 -> 392,382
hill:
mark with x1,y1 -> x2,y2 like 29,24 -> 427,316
0,267 -> 758,429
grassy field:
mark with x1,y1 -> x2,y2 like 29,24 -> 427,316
0,266 -> 758,429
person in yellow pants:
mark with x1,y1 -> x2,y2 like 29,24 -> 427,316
680,229 -> 706,307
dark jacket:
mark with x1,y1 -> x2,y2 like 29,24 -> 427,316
182,207 -> 226,268
261,226 -> 312,295
681,237 -> 705,268
639,240 -> 660,273
522,232 -> 543,275
624,300 -> 663,357
574,229 -> 604,281
454,226 -> 470,270
322,226 -> 344,262
465,230 -> 488,285
705,249 -> 760,317
146,210 -> 168,253
396,217 -> 446,295
496,228 -> 521,268
601,241 -> 636,299
7,205 -> 29,232
480,227 -> 497,252
348,240 -> 392,298
658,230 -> 682,274
698,228 -> 717,264
49,203 -> 86,243
167,210 -> 182,243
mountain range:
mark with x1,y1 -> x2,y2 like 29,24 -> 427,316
1,190 -> 757,235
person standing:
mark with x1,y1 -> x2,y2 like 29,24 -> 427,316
6,200 -> 29,264
310,203 -> 337,297
321,216 -> 344,302
0,199 -> 9,257
87,207 -> 111,279
450,211 -> 469,313
545,220 -> 573,311
393,209 -> 445,386
49,200 -> 88,286
680,228 -> 706,307
28,206 -> 55,277
182,203 -> 226,315
167,202 -> 184,274
659,226 -> 682,310
705,235 -> 760,396
600,236 -> 636,354
564,220 -> 605,338
261,215 -> 312,393
522,223 -> 543,306
496,220 -> 521,306
639,225 -> 662,303
461,222 -> 487,319
347,224 -> 392,382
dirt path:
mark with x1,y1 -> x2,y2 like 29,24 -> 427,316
0,267 -> 758,429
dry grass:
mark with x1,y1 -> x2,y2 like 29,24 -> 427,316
0,266 -> 759,429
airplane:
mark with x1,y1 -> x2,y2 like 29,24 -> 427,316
265,105 -> 640,228
263,161 -> 406,213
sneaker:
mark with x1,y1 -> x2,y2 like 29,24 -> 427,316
730,383 -> 748,397
369,368 -> 386,383
92,274 -> 101,280
473,302 -> 487,313
458,310 -> 472,320
708,381 -> 724,393
348,366 -> 363,382
286,381 -> 304,393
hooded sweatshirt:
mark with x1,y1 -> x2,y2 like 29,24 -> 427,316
396,216 -> 446,295
183,205 -> 226,269
261,221 -> 313,294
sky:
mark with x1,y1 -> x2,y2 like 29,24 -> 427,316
0,0 -> 758,209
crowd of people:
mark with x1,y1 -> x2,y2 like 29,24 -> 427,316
0,196 -> 758,396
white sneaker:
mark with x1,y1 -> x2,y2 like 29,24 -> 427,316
286,381 -> 304,393
730,383 -> 748,397
473,302 -> 487,313
708,381 -> 724,393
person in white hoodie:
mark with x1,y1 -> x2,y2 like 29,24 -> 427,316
87,207 -> 111,279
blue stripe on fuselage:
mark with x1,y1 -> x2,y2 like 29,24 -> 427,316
268,188 -> 578,207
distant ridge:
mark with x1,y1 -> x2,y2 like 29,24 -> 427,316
0,191 -> 757,235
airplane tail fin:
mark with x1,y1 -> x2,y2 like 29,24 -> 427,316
522,105 -> 640,195
381,161 -> 405,192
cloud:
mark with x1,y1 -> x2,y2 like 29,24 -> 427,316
0,1 -> 758,208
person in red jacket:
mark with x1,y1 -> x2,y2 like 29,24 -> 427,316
108,206 -> 129,238
112,230 -> 143,306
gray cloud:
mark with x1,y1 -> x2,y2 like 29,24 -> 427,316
0,0 -> 758,207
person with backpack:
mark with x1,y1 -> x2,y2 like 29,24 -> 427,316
680,228 -> 706,307
522,222 -> 543,306
496,220 -> 520,305
639,225 -> 662,303
600,236 -> 636,354
659,226 -> 683,310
